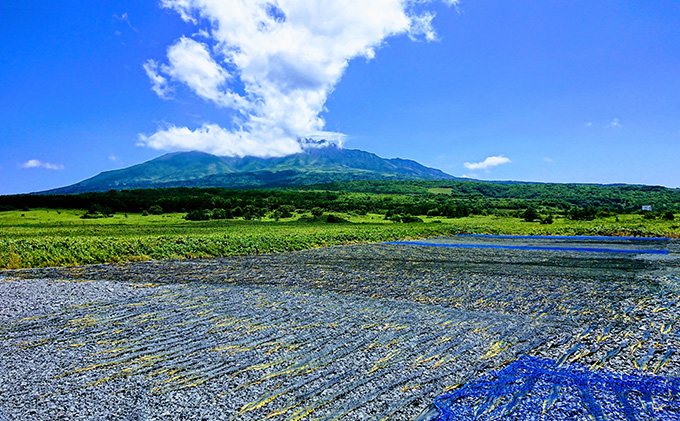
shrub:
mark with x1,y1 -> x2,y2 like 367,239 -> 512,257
388,214 -> 423,223
442,204 -> 471,218
662,211 -> 675,221
326,214 -> 349,223
522,208 -> 540,222
149,205 -> 163,215
83,204 -> 113,218
277,205 -> 295,219
311,207 -> 324,217
400,214 -> 424,223
386,214 -> 403,223
81,212 -> 107,219
568,207 -> 598,221
6,251 -> 21,269
212,208 -> 229,220
185,209 -> 211,221
427,208 -> 440,217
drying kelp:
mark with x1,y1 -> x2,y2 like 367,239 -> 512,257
0,237 -> 678,420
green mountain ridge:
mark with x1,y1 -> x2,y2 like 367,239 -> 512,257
47,146 -> 462,193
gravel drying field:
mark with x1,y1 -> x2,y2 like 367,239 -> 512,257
1,237 -> 679,420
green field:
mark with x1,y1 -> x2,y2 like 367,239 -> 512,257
1,208 -> 678,269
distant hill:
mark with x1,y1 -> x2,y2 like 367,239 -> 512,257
46,146 -> 462,194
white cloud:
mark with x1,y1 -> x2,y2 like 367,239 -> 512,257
142,0 -> 457,157
138,123 -> 303,157
463,155 -> 511,171
304,131 -> 347,147
543,157 -> 553,163
21,159 -> 65,170
607,118 -> 621,128
143,60 -> 173,99
160,37 -> 247,108
408,11 -> 438,41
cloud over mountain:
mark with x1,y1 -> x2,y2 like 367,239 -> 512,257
141,0 -> 457,157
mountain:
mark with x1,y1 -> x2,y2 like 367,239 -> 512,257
47,146 -> 461,193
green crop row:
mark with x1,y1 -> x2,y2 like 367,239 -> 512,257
0,222 -> 466,269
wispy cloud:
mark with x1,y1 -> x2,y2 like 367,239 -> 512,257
141,0 -> 458,157
607,118 -> 621,128
463,155 -> 511,171
21,159 -> 64,170
543,157 -> 553,163
113,12 -> 138,32
143,60 -> 173,99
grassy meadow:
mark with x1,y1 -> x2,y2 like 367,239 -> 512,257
1,208 -> 678,269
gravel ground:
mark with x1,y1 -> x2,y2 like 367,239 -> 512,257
1,237 -> 679,420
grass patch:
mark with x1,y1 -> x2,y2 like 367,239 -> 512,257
427,188 -> 453,195
0,209 -> 677,269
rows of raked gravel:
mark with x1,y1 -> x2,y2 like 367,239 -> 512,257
1,240 -> 679,420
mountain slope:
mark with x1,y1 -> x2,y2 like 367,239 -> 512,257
47,146 -> 461,193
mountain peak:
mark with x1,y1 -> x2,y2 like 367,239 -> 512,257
297,137 -> 342,151
46,148 -> 459,194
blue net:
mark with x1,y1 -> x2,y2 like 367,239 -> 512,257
457,234 -> 671,241
386,241 -> 669,255
429,356 -> 680,421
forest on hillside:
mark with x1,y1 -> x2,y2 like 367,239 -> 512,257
1,180 -> 678,223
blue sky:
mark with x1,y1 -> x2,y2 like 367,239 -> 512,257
1,0 -> 679,195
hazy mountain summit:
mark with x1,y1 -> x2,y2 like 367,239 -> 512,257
48,144 -> 459,193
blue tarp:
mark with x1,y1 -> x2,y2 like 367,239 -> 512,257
457,234 -> 671,241
428,356 -> 680,421
386,241 -> 669,255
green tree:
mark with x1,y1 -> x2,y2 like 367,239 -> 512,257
212,208 -> 228,219
277,205 -> 295,219
522,207 -> 540,222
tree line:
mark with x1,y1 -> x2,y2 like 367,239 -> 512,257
0,180 -> 677,222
